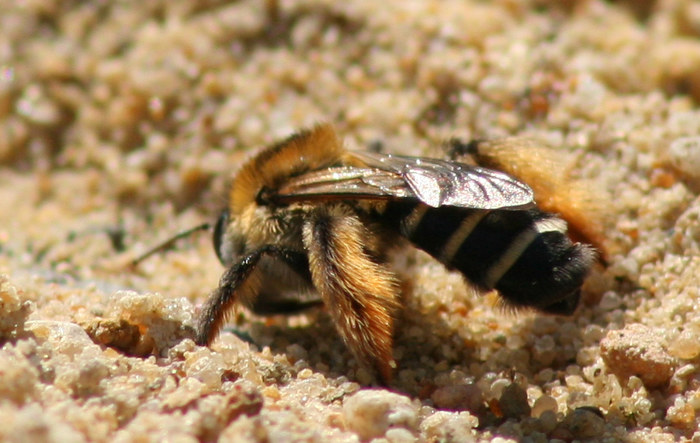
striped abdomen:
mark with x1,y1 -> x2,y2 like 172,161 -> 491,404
380,201 -> 595,314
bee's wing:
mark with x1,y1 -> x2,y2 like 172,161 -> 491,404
349,151 -> 535,209
275,166 -> 414,203
275,151 -> 535,210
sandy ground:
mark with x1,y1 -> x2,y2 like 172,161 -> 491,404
2,0 -> 700,441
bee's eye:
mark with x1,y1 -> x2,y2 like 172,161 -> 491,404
212,209 -> 230,265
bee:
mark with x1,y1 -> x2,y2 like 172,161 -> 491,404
196,124 -> 595,383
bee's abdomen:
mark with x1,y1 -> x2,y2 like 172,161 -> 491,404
381,202 -> 594,314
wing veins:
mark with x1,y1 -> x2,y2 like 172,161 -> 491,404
272,151 -> 535,210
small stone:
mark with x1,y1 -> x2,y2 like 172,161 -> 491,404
26,320 -> 98,357
490,378 -> 511,399
297,368 -> 313,379
600,324 -> 677,388
667,398 -> 696,428
668,329 -> 700,360
498,383 -> 531,419
531,395 -> 558,418
537,410 -> 558,434
0,276 -> 31,339
82,318 -> 147,356
184,348 -> 227,390
385,427 -> 417,443
420,411 -> 478,443
343,389 -> 418,441
598,292 -> 623,311
532,335 -> 556,368
564,407 -> 605,439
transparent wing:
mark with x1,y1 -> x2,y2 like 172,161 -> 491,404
274,166 -> 412,202
348,151 -> 535,209
274,151 -> 535,210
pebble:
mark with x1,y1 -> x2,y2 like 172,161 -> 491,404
498,383 -> 531,419
343,389 -> 418,441
531,395 -> 558,418
419,411 -> 478,443
0,277 -> 31,339
565,407 -> 606,439
668,329 -> 700,360
600,324 -> 677,388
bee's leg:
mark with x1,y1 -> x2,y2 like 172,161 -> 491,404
303,207 -> 400,384
195,245 -> 308,346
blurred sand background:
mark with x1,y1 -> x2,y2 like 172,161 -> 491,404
1,0 -> 700,441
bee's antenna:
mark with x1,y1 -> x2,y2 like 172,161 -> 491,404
131,222 -> 211,267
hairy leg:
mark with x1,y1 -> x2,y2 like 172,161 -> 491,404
196,246 -> 308,345
303,206 -> 400,384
